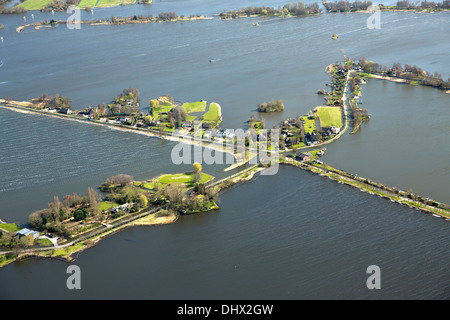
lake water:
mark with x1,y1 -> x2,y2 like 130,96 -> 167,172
0,0 -> 449,299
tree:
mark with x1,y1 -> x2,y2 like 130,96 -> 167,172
193,162 -> 202,173
87,187 -> 100,205
73,208 -> 89,222
144,115 -> 153,124
150,99 -> 159,108
19,234 -> 34,248
139,194 -> 148,207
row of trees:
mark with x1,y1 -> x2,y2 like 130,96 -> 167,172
34,93 -> 72,110
396,0 -> 450,9
356,57 -> 450,90
219,2 -> 321,19
323,0 -> 373,12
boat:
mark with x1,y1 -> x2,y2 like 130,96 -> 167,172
331,33 -> 338,39
432,214 -> 441,218
253,22 -> 259,26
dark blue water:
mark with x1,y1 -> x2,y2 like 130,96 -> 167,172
0,1 -> 449,299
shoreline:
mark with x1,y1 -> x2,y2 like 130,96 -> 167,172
0,211 -> 179,267
0,101 -> 238,171
16,15 -> 212,33
0,162 -> 264,268
280,158 -> 450,220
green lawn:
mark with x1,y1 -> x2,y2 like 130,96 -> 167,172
301,116 -> 316,134
0,223 -> 21,233
78,0 -> 99,8
99,201 -> 119,211
17,0 -> 53,10
181,101 -> 207,113
95,0 -> 121,7
314,106 -> 343,128
151,102 -> 174,121
133,181 -> 161,190
156,172 -> 213,187
202,103 -> 222,122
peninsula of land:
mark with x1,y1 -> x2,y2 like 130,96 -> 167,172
1,58 -> 450,269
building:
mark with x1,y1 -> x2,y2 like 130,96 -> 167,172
16,228 -> 40,239
111,203 -> 130,214
330,125 -> 340,134
295,152 -> 312,161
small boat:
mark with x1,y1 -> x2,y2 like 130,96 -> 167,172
253,22 -> 259,26
432,214 -> 441,218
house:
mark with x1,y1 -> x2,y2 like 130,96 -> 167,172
295,152 -> 312,161
111,203 -> 130,214
330,125 -> 340,134
202,122 -> 212,129
59,108 -> 72,115
16,228 -> 40,239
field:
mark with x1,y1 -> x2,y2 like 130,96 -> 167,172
95,0 -> 121,7
301,116 -> 316,134
181,101 -> 207,113
78,0 -> 99,8
150,102 -> 174,121
0,223 -> 21,233
99,201 -> 119,211
17,0 -> 53,10
156,172 -> 213,187
314,106 -> 343,128
202,103 -> 222,123
120,0 -> 136,4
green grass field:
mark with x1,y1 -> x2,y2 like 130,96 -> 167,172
95,0 -> 121,7
156,172 -> 213,187
202,103 -> 222,122
150,102 -> 174,121
181,101 -> 207,113
314,106 -> 343,128
301,116 -> 316,134
99,201 -> 119,211
17,0 -> 53,10
120,0 -> 136,4
78,0 -> 99,8
0,223 -> 21,233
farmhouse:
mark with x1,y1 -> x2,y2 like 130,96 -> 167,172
16,228 -> 40,239
295,152 -> 312,161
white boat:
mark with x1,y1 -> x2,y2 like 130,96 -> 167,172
432,214 -> 441,218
